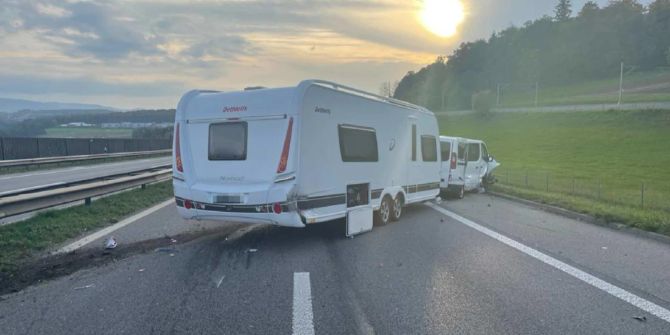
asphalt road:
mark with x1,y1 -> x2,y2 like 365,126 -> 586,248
1,194 -> 669,334
0,156 -> 172,196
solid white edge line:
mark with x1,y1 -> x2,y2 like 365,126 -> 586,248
56,198 -> 174,254
293,272 -> 316,335
426,202 -> 670,324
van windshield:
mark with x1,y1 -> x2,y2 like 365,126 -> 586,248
209,122 -> 248,161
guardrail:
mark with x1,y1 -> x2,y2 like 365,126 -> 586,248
0,149 -> 172,169
0,168 -> 172,219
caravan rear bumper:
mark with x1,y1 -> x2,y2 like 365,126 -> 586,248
175,197 -> 305,228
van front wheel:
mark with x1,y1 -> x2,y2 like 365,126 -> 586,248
375,197 -> 392,226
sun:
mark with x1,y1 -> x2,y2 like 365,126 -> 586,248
420,0 -> 466,38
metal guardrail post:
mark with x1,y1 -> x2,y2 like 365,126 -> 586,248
545,173 -> 549,192
0,137 -> 4,161
640,182 -> 645,209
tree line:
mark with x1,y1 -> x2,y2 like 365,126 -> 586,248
393,0 -> 670,110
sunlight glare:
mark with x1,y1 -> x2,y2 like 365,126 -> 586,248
420,0 -> 466,38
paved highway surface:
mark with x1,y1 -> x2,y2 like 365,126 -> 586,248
1,194 -> 669,334
0,156 -> 171,196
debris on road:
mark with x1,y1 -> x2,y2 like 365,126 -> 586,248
248,248 -> 258,253
632,316 -> 647,322
74,284 -> 95,290
601,246 -> 608,250
138,268 -> 145,272
104,237 -> 117,249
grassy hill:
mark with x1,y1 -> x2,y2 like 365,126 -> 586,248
438,109 -> 670,234
498,69 -> 670,108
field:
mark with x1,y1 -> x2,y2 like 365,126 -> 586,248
438,109 -> 670,234
499,69 -> 670,108
41,127 -> 133,138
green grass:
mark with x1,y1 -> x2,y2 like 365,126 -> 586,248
0,181 -> 173,273
439,109 -> 670,234
42,127 -> 133,138
499,69 -> 670,108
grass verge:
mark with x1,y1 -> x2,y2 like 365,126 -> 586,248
492,184 -> 670,237
0,181 -> 173,274
0,152 -> 170,175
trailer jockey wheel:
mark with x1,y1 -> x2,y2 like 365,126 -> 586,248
391,195 -> 403,221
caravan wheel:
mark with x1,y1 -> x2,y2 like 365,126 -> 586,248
375,196 -> 392,226
391,195 -> 403,221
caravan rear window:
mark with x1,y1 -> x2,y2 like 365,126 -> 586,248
209,122 -> 248,161
338,125 -> 378,162
421,135 -> 438,162
441,142 -> 451,162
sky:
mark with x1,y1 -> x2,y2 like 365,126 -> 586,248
0,0 -> 654,109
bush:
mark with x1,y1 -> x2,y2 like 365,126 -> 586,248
472,90 -> 494,116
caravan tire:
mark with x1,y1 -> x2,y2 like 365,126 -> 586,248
375,196 -> 393,226
391,195 -> 403,221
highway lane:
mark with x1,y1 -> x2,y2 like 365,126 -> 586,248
1,194 -> 669,334
0,156 -> 171,195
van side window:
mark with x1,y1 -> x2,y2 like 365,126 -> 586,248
338,124 -> 378,162
209,122 -> 248,161
467,143 -> 480,162
440,142 -> 451,162
458,143 -> 467,160
411,124 -> 417,161
421,135 -> 438,162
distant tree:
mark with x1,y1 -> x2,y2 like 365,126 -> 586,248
554,0 -> 573,21
578,1 -> 599,17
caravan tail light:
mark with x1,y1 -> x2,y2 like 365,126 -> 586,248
277,117 -> 294,173
175,123 -> 184,173
273,202 -> 283,214
450,152 -> 457,169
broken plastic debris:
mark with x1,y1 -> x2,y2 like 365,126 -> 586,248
248,248 -> 258,253
632,316 -> 647,322
171,239 -> 178,243
74,284 -> 95,290
104,237 -> 117,249
601,246 -> 608,250
138,268 -> 145,272
435,197 -> 442,204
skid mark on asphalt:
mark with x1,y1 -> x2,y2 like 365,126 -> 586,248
426,202 -> 670,324
293,272 -> 315,335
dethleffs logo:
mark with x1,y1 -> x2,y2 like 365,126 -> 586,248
223,106 -> 247,113
314,106 -> 331,114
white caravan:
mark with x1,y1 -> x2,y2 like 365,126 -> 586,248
439,136 -> 468,198
172,80 -> 441,228
464,139 -> 500,191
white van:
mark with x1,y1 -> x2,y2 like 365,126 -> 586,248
172,80 -> 441,228
439,136 -> 468,198
464,139 -> 500,191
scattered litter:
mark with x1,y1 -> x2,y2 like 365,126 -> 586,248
104,237 -> 117,249
138,268 -> 145,272
74,284 -> 95,290
435,197 -> 443,204
171,239 -> 178,243
216,275 -> 226,288
601,246 -> 608,250
248,248 -> 258,253
169,253 -> 175,257
632,316 -> 647,322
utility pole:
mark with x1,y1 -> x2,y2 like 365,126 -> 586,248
534,82 -> 539,107
618,62 -> 624,105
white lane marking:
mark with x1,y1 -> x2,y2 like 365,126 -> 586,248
293,272 -> 316,335
426,202 -> 670,324
56,198 -> 174,254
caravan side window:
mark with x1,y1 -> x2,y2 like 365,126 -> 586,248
467,143 -> 480,162
209,122 -> 248,161
338,125 -> 378,162
421,135 -> 438,162
440,142 -> 451,162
